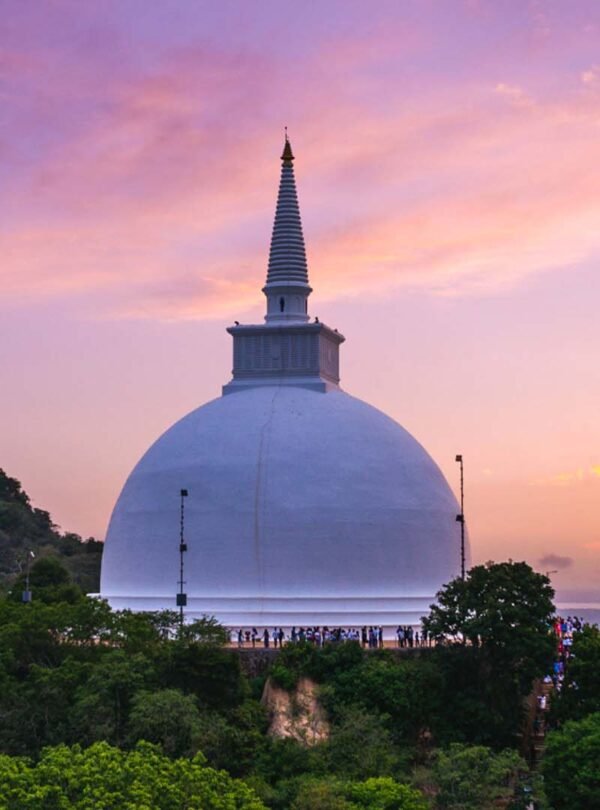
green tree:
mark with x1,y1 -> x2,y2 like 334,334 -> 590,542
291,779 -> 354,810
324,654 -> 443,749
112,609 -> 178,653
286,776 -> 428,810
270,641 -> 365,692
423,743 -> 526,810
543,713 -> 600,810
61,596 -> 115,647
0,659 -> 90,755
70,650 -> 154,746
253,737 -> 323,785
348,777 -> 428,809
157,641 -> 247,711
0,596 -> 250,762
126,689 -> 204,757
23,557 -> 70,588
424,561 -> 554,659
423,561 -> 555,746
191,701 -> 268,776
0,740 -> 267,809
0,601 -> 67,673
327,707 -> 402,779
181,615 -> 230,646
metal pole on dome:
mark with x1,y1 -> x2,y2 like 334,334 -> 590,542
177,489 -> 189,631
455,455 -> 465,580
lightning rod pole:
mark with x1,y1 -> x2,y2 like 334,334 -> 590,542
177,489 -> 189,630
455,455 -> 465,580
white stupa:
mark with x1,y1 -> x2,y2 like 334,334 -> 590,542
100,137 -> 468,629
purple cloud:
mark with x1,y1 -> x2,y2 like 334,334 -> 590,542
538,554 -> 574,571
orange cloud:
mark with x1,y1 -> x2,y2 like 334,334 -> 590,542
531,467 -> 600,488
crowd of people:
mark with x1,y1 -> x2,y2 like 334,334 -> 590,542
395,625 -> 431,647
230,624 -> 432,649
231,614 -> 593,653
548,614 -> 588,691
532,615 -> 590,751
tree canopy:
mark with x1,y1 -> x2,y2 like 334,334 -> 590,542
423,561 -> 555,652
421,562 -> 556,748
543,712 -> 600,810
421,743 -> 526,810
289,776 -> 428,810
0,741 -> 266,809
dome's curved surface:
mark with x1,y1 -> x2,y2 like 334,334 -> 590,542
100,386 -> 465,627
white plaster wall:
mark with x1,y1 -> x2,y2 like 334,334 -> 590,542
100,386 -> 468,626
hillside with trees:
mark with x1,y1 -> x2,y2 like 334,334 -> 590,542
0,468 -> 102,595
0,556 -> 576,808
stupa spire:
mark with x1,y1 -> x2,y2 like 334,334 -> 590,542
224,135 -> 345,395
263,133 -> 312,322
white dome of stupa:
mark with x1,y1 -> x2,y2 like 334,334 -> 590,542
100,136 -> 467,629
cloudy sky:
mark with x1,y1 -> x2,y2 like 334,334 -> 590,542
1,0 -> 599,599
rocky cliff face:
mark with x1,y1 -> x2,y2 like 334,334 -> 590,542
261,676 -> 329,746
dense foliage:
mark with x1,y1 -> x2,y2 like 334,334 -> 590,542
0,599 -> 248,757
416,744 -> 527,810
0,469 -> 102,594
289,777 -> 428,810
0,741 -> 265,809
422,561 -> 556,747
543,713 -> 600,810
0,589 -> 553,808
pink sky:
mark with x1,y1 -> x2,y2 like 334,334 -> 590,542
1,0 -> 599,599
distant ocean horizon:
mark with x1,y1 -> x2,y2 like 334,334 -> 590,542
556,603 -> 600,626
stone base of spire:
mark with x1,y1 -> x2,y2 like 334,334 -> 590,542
224,322 -> 345,393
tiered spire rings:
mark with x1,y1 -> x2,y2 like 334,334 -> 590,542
263,134 -> 312,322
